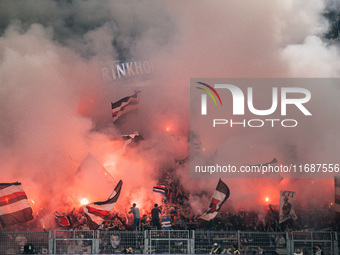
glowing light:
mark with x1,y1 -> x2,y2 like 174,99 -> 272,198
166,127 -> 170,132
31,199 -> 35,204
264,196 -> 271,204
5,197 -> 8,204
80,198 -> 89,206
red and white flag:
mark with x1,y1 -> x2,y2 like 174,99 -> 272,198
111,92 -> 139,123
54,211 -> 72,228
199,179 -> 230,221
84,180 -> 123,230
0,182 -> 34,227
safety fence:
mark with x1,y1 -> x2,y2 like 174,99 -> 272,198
0,230 -> 337,254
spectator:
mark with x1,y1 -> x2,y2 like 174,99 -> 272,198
124,247 -> 134,254
257,245 -> 265,255
232,244 -> 240,254
128,203 -> 140,231
210,243 -> 222,254
141,215 -> 150,231
151,204 -> 162,229
314,245 -> 324,255
294,247 -> 303,255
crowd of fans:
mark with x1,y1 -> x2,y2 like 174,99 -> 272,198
5,167 -> 337,233
51,167 -> 336,233
1,168 -> 337,255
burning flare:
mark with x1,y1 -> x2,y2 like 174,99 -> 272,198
80,198 -> 89,206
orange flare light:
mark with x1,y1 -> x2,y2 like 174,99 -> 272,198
80,198 -> 89,206
264,197 -> 270,204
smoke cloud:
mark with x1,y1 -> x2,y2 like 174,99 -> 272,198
0,0 -> 339,229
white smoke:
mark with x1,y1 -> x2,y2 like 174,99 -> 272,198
0,0 -> 338,229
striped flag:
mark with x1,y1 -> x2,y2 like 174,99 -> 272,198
153,184 -> 166,195
161,218 -> 172,230
199,179 -> 230,221
0,182 -> 34,227
121,131 -> 144,151
121,131 -> 143,145
54,211 -> 72,228
84,180 -> 123,230
335,177 -> 340,220
111,92 -> 139,123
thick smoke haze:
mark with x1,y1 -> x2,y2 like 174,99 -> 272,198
0,0 -> 339,229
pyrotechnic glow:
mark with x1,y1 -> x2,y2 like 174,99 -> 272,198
80,198 -> 89,206
264,196 -> 271,204
166,126 -> 170,132
31,199 -> 35,204
5,197 -> 8,204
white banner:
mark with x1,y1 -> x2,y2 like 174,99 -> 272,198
279,190 -> 297,224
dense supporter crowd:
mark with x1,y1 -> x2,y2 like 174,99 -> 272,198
0,170 -> 337,255
4,167 -> 337,233
53,167 -> 336,233
62,203 -> 335,233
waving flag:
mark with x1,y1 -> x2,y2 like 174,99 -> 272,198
54,211 -> 72,228
199,179 -> 230,221
0,182 -> 34,227
175,156 -> 189,166
161,218 -> 172,230
249,158 -> 278,168
111,92 -> 139,123
84,180 -> 123,230
153,184 -> 166,195
121,131 -> 143,146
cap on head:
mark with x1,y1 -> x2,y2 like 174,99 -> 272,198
214,243 -> 218,246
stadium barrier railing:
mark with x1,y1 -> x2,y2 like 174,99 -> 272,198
0,230 -> 338,254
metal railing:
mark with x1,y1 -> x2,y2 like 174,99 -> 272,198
149,230 -> 190,254
98,230 -> 145,254
0,231 -> 50,254
0,230 -> 338,254
288,231 -> 337,255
